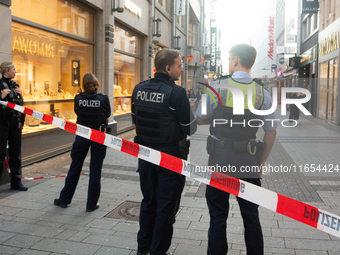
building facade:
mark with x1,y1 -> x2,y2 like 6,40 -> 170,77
0,0 -> 209,166
318,0 -> 340,125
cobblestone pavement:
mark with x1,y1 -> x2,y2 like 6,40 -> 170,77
1,114 -> 340,254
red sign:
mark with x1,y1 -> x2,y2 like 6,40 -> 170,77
268,17 -> 274,60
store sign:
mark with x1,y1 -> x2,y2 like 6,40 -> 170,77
176,0 -> 186,16
286,34 -> 296,43
210,27 -> 217,72
12,36 -> 55,58
125,0 -> 142,18
319,32 -> 339,57
268,17 -> 274,60
277,46 -> 285,54
302,0 -> 319,14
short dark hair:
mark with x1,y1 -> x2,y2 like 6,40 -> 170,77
154,48 -> 182,72
229,44 -> 256,69
82,73 -> 99,94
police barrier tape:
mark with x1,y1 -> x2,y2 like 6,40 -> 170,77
1,100 -> 340,239
20,172 -> 88,180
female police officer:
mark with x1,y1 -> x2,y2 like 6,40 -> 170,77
54,73 -> 111,212
0,61 -> 27,191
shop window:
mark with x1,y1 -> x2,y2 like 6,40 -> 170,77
318,58 -> 338,121
157,0 -> 170,14
302,13 -> 318,41
115,27 -> 141,57
114,53 -> 141,115
114,25 -> 142,116
189,23 -> 198,47
12,22 -> 93,132
11,0 -> 93,40
177,15 -> 185,29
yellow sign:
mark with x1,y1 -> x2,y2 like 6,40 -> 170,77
319,32 -> 339,57
12,36 -> 55,58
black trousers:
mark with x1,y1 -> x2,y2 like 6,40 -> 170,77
0,117 -> 23,185
137,147 -> 185,255
59,135 -> 107,209
289,104 -> 300,120
206,147 -> 263,255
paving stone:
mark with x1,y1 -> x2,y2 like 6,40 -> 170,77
272,228 -> 331,240
15,249 -> 51,255
0,222 -> 63,238
174,243 -> 207,254
0,231 -> 16,244
82,233 -> 137,250
94,246 -> 132,255
31,238 -> 100,254
285,238 -> 340,251
3,234 -> 43,248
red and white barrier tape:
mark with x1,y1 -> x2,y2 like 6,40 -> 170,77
4,158 -> 10,173
21,172 -> 88,180
1,100 -> 340,239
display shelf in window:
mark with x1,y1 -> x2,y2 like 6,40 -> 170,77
114,97 -> 131,115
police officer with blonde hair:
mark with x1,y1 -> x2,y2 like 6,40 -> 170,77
54,73 -> 111,212
0,61 -> 27,191
196,44 -> 277,255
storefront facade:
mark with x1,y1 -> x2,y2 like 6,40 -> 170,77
318,17 -> 340,125
298,45 -> 318,117
0,0 -> 198,166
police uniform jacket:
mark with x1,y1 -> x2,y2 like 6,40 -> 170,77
75,91 -> 111,130
0,77 -> 24,123
131,72 -> 197,146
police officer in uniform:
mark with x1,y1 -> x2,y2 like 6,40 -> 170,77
196,44 -> 277,255
0,62 -> 27,191
54,73 -> 111,212
132,48 -> 197,255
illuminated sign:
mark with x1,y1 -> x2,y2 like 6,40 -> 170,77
12,36 -> 55,58
125,0 -> 142,18
319,32 -> 339,57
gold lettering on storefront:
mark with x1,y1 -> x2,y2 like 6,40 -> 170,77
12,36 -> 55,58
319,32 -> 339,57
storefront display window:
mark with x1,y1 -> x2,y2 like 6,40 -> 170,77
12,22 -> 93,133
319,58 -> 338,122
114,25 -> 142,116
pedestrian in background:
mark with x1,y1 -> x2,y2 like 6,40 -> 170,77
196,43 -> 277,255
289,92 -> 305,124
132,48 -> 197,255
54,73 -> 111,212
0,61 -> 27,191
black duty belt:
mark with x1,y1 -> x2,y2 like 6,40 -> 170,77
213,139 -> 234,148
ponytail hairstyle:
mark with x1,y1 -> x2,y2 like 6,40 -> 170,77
0,62 -> 15,79
82,73 -> 99,94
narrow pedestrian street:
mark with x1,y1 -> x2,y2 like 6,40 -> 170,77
0,113 -> 340,254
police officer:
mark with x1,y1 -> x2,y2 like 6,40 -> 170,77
132,48 -> 197,255
0,62 -> 27,191
196,44 -> 277,255
54,73 -> 111,212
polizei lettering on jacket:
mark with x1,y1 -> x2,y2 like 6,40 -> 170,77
136,91 -> 164,103
79,100 -> 101,107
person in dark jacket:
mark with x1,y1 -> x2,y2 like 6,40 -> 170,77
54,73 -> 111,212
132,48 -> 197,255
0,61 -> 27,191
